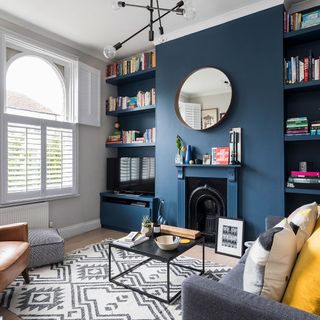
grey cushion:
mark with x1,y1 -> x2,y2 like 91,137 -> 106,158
219,262 -> 244,290
28,228 -> 64,268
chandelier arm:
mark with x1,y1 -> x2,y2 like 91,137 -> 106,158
149,0 -> 154,41
119,2 -> 184,13
156,0 -> 164,34
113,1 -> 184,50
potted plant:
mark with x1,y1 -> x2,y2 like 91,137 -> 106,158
175,135 -> 185,165
141,215 -> 153,237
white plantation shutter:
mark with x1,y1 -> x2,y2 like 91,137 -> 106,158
179,102 -> 202,130
142,157 -> 155,180
7,122 -> 41,194
2,116 -> 77,203
120,158 -> 130,182
46,127 -> 73,190
131,158 -> 140,181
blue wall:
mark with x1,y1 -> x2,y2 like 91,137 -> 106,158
155,6 -> 284,241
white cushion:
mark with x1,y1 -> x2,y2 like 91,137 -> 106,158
243,219 -> 297,301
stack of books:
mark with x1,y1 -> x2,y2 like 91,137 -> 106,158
286,117 -> 309,135
107,88 -> 156,112
310,121 -> 320,135
143,128 -> 156,144
122,130 -> 141,144
105,49 -> 156,79
284,52 -> 320,84
284,9 -> 320,33
106,131 -> 122,144
287,171 -> 320,189
113,233 -> 149,248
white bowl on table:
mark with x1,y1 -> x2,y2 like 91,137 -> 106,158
154,235 -> 180,251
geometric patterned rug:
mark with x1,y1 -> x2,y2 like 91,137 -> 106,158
0,239 -> 231,320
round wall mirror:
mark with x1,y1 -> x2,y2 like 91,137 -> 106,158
175,67 -> 232,130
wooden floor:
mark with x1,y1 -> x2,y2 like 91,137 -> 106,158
0,228 -> 238,319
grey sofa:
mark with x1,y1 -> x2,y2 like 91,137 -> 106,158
181,216 -> 320,320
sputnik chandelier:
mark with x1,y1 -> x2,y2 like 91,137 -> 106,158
103,0 -> 196,59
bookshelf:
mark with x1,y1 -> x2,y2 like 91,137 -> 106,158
283,4 -> 320,213
103,50 -> 157,231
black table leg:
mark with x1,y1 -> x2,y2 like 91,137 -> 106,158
167,261 -> 170,303
202,237 -> 205,274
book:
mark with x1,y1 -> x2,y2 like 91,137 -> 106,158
288,176 -> 320,184
291,171 -> 320,177
113,234 -> 149,248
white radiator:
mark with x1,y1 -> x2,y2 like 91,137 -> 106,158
0,202 -> 49,228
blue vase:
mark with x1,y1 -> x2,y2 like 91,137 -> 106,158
185,145 -> 192,164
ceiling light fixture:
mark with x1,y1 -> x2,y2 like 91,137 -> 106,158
103,0 -> 196,59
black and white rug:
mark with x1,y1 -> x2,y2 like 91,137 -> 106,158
0,239 -> 231,320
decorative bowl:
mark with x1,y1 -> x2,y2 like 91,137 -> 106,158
154,235 -> 180,251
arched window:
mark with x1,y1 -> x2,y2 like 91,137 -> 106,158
6,55 -> 66,121
2,34 -> 79,204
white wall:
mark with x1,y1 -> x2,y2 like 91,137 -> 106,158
0,17 -> 117,237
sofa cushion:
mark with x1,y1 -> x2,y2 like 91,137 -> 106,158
282,217 -> 320,315
219,262 -> 244,290
243,219 -> 297,301
287,202 -> 318,253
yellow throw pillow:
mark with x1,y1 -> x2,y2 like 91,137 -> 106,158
282,217 -> 320,315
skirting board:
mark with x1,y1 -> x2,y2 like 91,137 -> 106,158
58,219 -> 100,239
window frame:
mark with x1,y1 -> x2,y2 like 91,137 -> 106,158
0,31 -> 79,205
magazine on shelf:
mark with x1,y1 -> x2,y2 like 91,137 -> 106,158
113,233 -> 149,248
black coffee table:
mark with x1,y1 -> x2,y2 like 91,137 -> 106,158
109,236 -> 205,304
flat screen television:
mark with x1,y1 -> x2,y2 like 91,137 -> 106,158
107,157 -> 155,195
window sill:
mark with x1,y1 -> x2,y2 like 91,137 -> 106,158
0,193 -> 80,208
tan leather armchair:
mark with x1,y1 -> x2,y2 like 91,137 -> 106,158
0,223 -> 30,292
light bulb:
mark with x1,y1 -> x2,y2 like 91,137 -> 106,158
111,0 -> 121,10
183,0 -> 196,20
103,45 -> 116,59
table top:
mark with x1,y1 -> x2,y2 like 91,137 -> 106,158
110,236 -> 204,262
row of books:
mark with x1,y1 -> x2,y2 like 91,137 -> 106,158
106,128 -> 156,145
286,117 -> 308,135
287,171 -> 320,189
284,52 -> 320,84
286,117 -> 320,135
105,50 -> 156,79
284,9 -> 320,33
107,88 -> 156,112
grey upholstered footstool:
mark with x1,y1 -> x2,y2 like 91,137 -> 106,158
28,228 -> 64,268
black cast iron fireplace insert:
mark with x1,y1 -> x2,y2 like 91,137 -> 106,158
188,178 -> 227,245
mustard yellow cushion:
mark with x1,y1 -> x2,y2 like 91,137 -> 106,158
282,217 -> 320,314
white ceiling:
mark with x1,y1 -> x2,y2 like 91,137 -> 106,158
0,0 -> 283,61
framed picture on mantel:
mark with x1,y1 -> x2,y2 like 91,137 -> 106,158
216,217 -> 244,258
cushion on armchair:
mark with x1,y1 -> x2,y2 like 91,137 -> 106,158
243,218 -> 297,301
287,202 -> 318,253
282,216 -> 320,315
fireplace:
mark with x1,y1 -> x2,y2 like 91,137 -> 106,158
188,178 -> 227,244
176,165 -> 239,232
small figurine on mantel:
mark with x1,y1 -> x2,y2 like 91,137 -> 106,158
175,135 -> 186,165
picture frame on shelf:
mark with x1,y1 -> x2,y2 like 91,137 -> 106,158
202,108 -> 218,129
216,217 -> 244,258
202,154 -> 211,165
